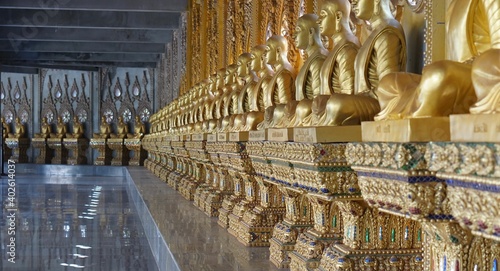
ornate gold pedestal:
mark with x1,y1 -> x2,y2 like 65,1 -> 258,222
90,138 -> 111,165
124,138 -> 146,166
31,138 -> 52,164
47,138 -> 67,164
2,138 -> 12,162
63,138 -> 88,165
167,140 -> 185,190
107,138 -> 128,165
5,138 -> 29,163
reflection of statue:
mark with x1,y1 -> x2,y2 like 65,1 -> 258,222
257,35 -> 296,130
93,116 -> 111,139
2,117 -> 11,139
68,116 -> 84,139
111,116 -> 128,139
8,117 -> 25,139
35,117 -> 51,138
317,0 -> 405,125
286,14 -> 328,127
128,116 -> 145,139
376,0 -> 498,119
50,116 -> 67,139
241,45 -> 274,131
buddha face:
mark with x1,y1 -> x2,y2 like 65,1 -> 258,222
352,0 -> 374,21
264,44 -> 278,65
293,22 -> 310,50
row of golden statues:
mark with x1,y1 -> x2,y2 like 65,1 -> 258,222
145,0 -> 500,270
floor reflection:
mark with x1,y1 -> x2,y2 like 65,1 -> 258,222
0,176 -> 157,271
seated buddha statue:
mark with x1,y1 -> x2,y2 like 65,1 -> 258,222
2,117 -> 10,139
34,117 -> 51,139
201,76 -> 216,133
207,69 -> 226,133
315,0 -> 406,126
67,116 -> 85,139
285,14 -> 328,127
8,117 -> 25,139
256,35 -> 296,130
228,53 -> 255,132
93,116 -> 111,139
298,0 -> 360,126
128,115 -> 145,139
50,116 -> 67,139
241,45 -> 275,131
218,64 -> 241,132
111,116 -> 128,139
375,0 -> 499,119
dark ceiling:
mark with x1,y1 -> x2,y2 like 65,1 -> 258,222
0,0 -> 187,73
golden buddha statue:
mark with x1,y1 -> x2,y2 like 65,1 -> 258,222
256,35 -> 296,130
8,117 -> 25,139
375,0 -> 498,119
207,69 -> 226,133
285,14 -> 328,127
314,0 -> 405,126
218,64 -> 240,132
2,117 -> 10,139
228,53 -> 255,132
241,45 -> 275,131
34,117 -> 51,139
127,115 -> 145,139
111,116 -> 128,139
93,116 -> 111,139
67,116 -> 85,139
50,116 -> 67,139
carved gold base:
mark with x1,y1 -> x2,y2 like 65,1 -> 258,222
107,138 -> 129,165
124,138 -> 146,166
267,128 -> 293,142
203,191 -> 226,217
90,138 -> 111,165
289,231 -> 342,271
63,138 -> 89,165
218,194 -> 245,229
193,185 -> 213,211
269,221 -> 312,268
317,244 -> 423,271
5,138 -> 30,163
32,138 -> 52,164
47,138 -> 68,164
227,199 -> 259,238
249,130 -> 267,141
178,175 -> 199,201
362,118 -> 450,142
237,206 -> 286,247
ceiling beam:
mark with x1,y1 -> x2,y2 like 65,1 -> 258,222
0,9 -> 180,30
0,52 -> 161,62
0,27 -> 172,43
4,60 -> 158,68
0,65 -> 39,74
0,0 -> 188,12
0,41 -> 166,54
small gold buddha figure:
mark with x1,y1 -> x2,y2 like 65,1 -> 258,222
242,45 -> 275,131
229,53 -> 257,132
375,0 -> 499,119
203,75 -> 218,133
285,14 -> 328,127
34,117 -> 52,139
8,117 -> 25,139
93,116 -> 111,139
315,0 -> 405,126
128,115 -> 145,139
208,70 -> 226,133
50,116 -> 67,139
67,116 -> 85,139
111,116 -> 128,139
2,117 -> 10,139
256,35 -> 296,130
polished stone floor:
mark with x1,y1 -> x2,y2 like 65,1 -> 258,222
0,175 -> 157,271
0,165 -> 284,271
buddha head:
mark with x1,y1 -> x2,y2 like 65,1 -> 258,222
41,117 -> 47,124
225,64 -> 238,85
265,35 -> 289,66
352,0 -> 391,21
250,45 -> 267,72
215,69 -> 226,90
318,0 -> 352,37
293,14 -> 322,50
237,53 -> 253,78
